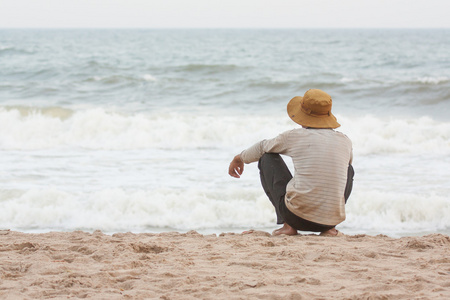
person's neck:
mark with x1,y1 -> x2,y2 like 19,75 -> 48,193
302,126 -> 331,130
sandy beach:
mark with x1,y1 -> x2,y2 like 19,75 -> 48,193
0,230 -> 449,299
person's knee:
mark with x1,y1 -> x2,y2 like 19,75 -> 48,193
258,153 -> 268,169
258,153 -> 280,169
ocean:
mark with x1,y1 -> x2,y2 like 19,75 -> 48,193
0,29 -> 449,237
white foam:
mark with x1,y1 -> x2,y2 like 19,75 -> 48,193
0,107 -> 290,150
344,190 -> 450,235
0,187 -> 275,232
143,74 -> 157,81
1,107 -> 449,155
338,114 -> 450,155
416,76 -> 449,85
340,77 -> 355,83
1,184 -> 448,235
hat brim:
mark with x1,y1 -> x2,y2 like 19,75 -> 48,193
287,96 -> 340,129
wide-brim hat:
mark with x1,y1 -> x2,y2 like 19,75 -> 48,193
287,89 -> 340,129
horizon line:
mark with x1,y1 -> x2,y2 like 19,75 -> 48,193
1,27 -> 449,30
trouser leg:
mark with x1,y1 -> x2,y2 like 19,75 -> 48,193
258,153 -> 292,224
344,165 -> 354,203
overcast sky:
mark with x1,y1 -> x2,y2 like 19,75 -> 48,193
0,0 -> 449,29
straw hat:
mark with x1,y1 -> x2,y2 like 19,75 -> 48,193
287,89 -> 340,129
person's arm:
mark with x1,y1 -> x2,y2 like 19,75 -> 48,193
228,130 -> 292,178
228,154 -> 244,178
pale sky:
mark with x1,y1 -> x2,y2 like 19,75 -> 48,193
0,0 -> 449,29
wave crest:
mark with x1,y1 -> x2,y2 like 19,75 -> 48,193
1,106 -> 449,155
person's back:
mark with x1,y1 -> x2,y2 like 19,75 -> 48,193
281,128 -> 352,226
229,89 -> 354,236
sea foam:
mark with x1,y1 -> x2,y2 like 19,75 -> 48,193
1,185 -> 448,235
0,187 -> 275,232
345,190 -> 450,235
1,107 -> 449,155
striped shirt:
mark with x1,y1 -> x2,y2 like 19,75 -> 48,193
240,128 -> 353,226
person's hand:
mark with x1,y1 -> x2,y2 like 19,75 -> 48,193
228,154 -> 244,178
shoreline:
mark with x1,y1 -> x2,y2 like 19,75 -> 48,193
3,226 -> 449,238
1,230 -> 449,299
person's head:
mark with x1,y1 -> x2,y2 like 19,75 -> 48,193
287,89 -> 340,129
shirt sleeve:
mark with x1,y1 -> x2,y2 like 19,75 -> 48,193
240,130 -> 291,164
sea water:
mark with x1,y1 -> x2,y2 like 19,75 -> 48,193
0,29 -> 449,237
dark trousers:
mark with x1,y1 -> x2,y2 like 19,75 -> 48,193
258,153 -> 354,232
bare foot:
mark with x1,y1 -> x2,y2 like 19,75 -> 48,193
272,223 -> 298,236
319,228 -> 343,237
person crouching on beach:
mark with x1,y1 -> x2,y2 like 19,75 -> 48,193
228,89 -> 354,236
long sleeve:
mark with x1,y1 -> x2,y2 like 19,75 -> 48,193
240,131 -> 291,164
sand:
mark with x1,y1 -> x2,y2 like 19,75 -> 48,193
0,229 -> 449,299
